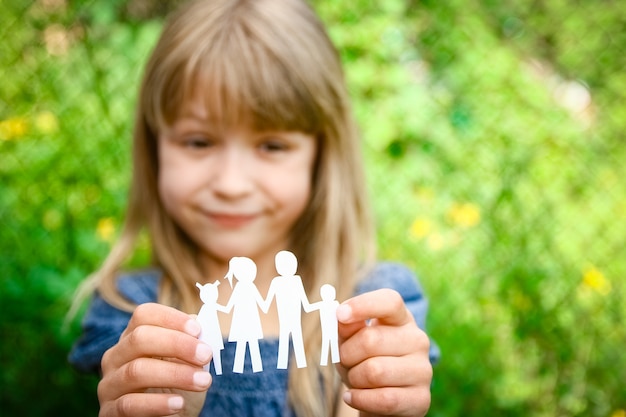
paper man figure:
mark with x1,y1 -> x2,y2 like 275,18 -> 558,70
195,281 -> 229,374
263,250 -> 312,369
310,284 -> 340,366
223,256 -> 269,373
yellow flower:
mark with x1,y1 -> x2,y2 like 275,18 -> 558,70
447,202 -> 481,228
0,117 -> 28,140
426,232 -> 445,251
611,410 -> 626,417
581,265 -> 611,296
410,217 -> 432,239
96,217 -> 116,242
34,111 -> 60,135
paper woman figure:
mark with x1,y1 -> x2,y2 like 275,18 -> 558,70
310,284 -> 340,366
196,281 -> 229,375
223,256 -> 269,373
263,250 -> 312,369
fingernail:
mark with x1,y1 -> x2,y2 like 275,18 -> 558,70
185,319 -> 202,336
336,304 -> 352,322
168,396 -> 184,411
193,371 -> 212,388
195,343 -> 212,363
343,390 -> 352,405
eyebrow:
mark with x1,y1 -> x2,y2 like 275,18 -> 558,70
176,108 -> 208,122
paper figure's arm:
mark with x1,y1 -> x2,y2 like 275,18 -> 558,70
257,287 -> 270,314
298,277 -> 314,313
215,303 -> 229,314
222,292 -> 235,314
307,301 -> 322,311
259,280 -> 276,314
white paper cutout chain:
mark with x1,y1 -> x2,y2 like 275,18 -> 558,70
195,250 -> 340,374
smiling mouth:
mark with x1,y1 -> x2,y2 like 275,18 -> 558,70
206,213 -> 258,228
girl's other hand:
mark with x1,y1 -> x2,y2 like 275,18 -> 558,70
98,303 -> 212,417
336,289 -> 433,417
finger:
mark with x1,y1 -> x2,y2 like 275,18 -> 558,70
99,358 -> 212,401
337,289 -> 414,328
123,303 -> 201,338
104,325 -> 212,371
337,319 -> 366,343
344,386 -> 431,417
345,355 -> 432,389
99,393 -> 184,417
339,324 -> 428,368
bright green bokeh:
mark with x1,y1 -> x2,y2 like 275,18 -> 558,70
1,0 -> 624,415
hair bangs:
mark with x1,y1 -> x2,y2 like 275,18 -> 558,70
197,24 -> 322,134
144,4 -> 325,135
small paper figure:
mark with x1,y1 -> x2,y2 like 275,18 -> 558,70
223,256 -> 269,373
263,250 -> 312,369
195,281 -> 229,374
310,284 -> 340,366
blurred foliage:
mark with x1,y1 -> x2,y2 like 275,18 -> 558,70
1,0 -> 625,416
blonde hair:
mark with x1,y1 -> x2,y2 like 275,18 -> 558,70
77,0 -> 375,415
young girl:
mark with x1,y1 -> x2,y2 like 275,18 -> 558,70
69,0 -> 438,416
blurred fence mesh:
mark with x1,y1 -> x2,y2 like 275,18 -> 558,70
1,0 -> 625,416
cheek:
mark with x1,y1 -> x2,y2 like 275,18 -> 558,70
279,168 -> 313,220
293,152 -> 316,216
157,145 -> 204,207
157,168 -> 178,218
157,157 -> 193,215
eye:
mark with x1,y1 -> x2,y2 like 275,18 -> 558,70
183,135 -> 214,149
259,138 -> 289,153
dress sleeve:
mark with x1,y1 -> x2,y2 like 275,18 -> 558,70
67,271 -> 161,373
354,262 -> 440,364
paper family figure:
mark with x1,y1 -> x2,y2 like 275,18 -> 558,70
263,250 -> 313,369
196,250 -> 340,374
195,281 -> 228,374
310,284 -> 340,366
223,256 -> 269,373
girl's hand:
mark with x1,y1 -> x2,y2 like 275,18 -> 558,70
98,303 -> 213,417
336,289 -> 433,417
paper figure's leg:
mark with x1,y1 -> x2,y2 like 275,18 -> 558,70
320,339 -> 329,366
292,331 -> 307,368
213,349 -> 223,375
277,331 -> 289,369
233,342 -> 246,374
330,338 -> 340,364
249,340 -> 263,373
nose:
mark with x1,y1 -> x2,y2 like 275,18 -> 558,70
210,146 -> 253,198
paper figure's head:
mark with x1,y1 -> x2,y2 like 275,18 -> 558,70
275,250 -> 298,276
196,281 -> 220,304
225,256 -> 257,286
320,284 -> 336,301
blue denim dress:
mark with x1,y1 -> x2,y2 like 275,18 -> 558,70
69,262 -> 439,416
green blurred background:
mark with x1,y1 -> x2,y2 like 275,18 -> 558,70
1,0 -> 624,415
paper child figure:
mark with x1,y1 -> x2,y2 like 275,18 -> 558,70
263,250 -> 312,369
223,256 -> 269,373
195,281 -> 229,375
310,284 -> 340,366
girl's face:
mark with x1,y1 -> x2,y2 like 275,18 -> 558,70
157,96 -> 317,267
